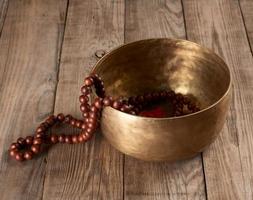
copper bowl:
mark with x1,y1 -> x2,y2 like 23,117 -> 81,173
92,38 -> 231,161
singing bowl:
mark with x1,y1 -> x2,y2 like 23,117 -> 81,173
92,38 -> 231,161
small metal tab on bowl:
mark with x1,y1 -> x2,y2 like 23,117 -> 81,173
95,50 -> 106,58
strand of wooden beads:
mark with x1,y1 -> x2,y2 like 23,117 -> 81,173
9,74 -> 200,161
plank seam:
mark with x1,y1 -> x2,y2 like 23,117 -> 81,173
237,0 -> 253,56
40,0 -> 70,199
200,152 -> 208,200
180,0 -> 188,40
181,1 -> 208,199
0,0 -> 9,40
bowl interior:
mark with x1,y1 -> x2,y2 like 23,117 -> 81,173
93,39 -> 230,109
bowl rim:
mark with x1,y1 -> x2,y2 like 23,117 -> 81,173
91,38 -> 232,120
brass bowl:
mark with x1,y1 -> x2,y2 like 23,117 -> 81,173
92,38 -> 231,161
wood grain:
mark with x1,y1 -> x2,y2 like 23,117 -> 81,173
183,0 -> 253,199
42,0 -> 125,199
0,0 -> 68,199
124,0 -> 206,199
239,0 -> 253,52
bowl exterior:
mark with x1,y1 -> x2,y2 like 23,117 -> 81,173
100,88 -> 230,161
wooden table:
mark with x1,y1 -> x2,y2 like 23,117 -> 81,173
0,0 -> 252,199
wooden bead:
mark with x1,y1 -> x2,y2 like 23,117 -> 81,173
35,132 -> 44,139
78,134 -> 85,143
31,145 -> 40,154
65,135 -> 72,144
15,152 -> 24,161
82,112 -> 89,118
81,85 -> 92,95
72,135 -> 78,144
36,126 -> 45,133
64,115 -> 72,123
79,95 -> 89,104
25,136 -> 33,145
70,119 -> 76,127
57,113 -> 65,122
94,98 -> 103,109
58,134 -> 65,143
17,137 -> 25,146
80,104 -> 90,113
86,127 -> 93,134
89,111 -> 98,119
24,151 -> 33,160
103,97 -> 112,106
75,120 -> 82,129
9,149 -> 18,157
10,143 -> 20,150
81,132 -> 90,141
50,135 -> 58,144
33,138 -> 43,145
46,115 -> 56,126
81,123 -> 86,130
90,105 -> 98,112
112,100 -> 122,110
84,77 -> 94,86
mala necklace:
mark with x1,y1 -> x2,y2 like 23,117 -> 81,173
9,74 -> 200,162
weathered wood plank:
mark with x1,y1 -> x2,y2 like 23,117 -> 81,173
0,0 -> 68,199
42,0 -> 125,199
239,0 -> 253,52
183,0 -> 253,199
124,0 -> 206,199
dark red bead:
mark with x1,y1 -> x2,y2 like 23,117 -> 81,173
10,143 -> 20,150
89,111 -> 98,119
81,85 -> 92,95
46,115 -> 56,125
103,97 -> 112,106
78,134 -> 85,143
50,135 -> 58,144
75,120 -> 82,129
79,95 -> 89,104
40,122 -> 49,129
25,136 -> 33,145
58,134 -> 65,143
72,135 -> 78,144
81,123 -> 86,130
36,126 -> 45,133
112,100 -> 122,110
31,145 -> 40,154
10,149 -> 18,157
90,105 -> 98,112
70,119 -> 76,127
86,127 -> 93,134
80,104 -> 90,113
64,115 -> 72,123
17,137 -> 26,146
33,138 -> 43,145
24,151 -> 33,160
65,136 -> 72,144
94,98 -> 103,109
82,112 -> 89,118
57,113 -> 65,122
15,152 -> 24,161
84,77 -> 94,86
35,132 -> 44,138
